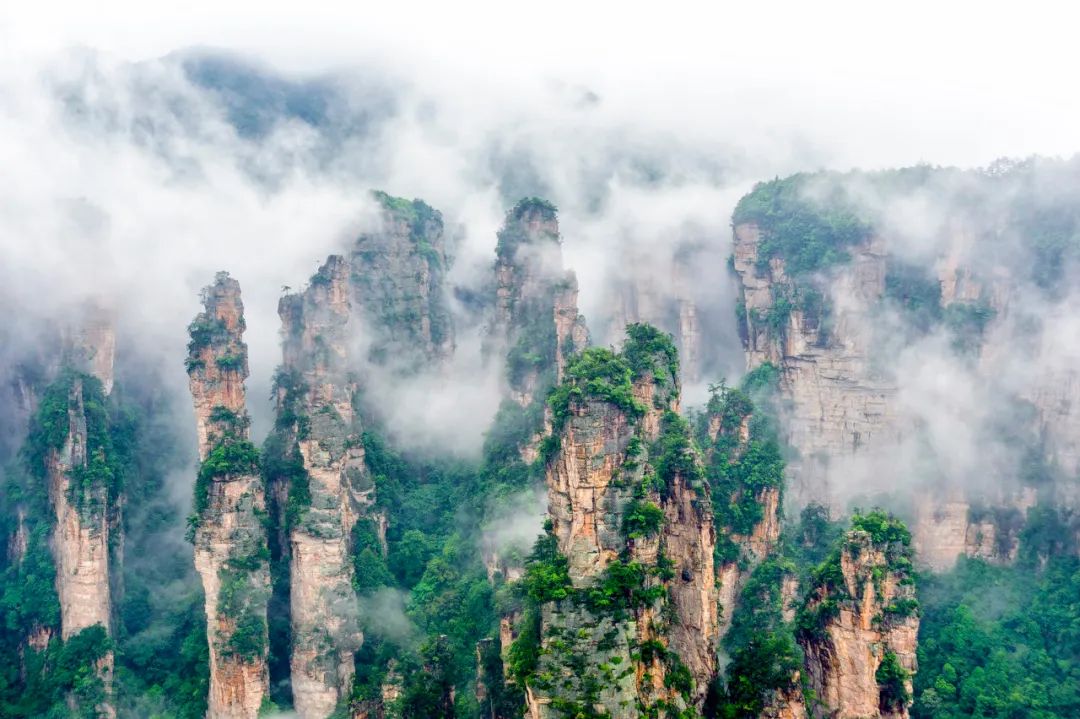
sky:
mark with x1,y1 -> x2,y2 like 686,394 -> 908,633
4,0 -> 1080,458
6,1 -> 1080,171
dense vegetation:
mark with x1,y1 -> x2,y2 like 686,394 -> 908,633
699,363 -> 785,562
914,541 -> 1080,717
0,369 -> 209,718
733,174 -> 871,278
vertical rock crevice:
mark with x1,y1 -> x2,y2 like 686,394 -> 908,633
274,256 -> 367,718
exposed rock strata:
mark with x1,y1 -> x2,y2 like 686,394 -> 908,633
527,329 -> 717,716
277,257 -> 369,718
488,199 -> 588,406
48,374 -> 116,718
730,215 -> 1075,570
352,192 -> 454,371
186,273 -> 270,719
798,529 -> 918,719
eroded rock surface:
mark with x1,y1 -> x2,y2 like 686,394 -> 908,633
186,273 -> 270,719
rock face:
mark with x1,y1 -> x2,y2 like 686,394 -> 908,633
602,251 -> 704,383
353,191 -> 454,371
49,377 -> 113,638
64,303 -> 116,396
524,327 -> 717,716
730,208 -> 1077,568
47,373 -> 116,717
731,223 -> 898,507
489,198 -> 588,407
276,257 -> 369,718
798,526 -> 918,719
37,308 -> 123,718
186,273 -> 271,719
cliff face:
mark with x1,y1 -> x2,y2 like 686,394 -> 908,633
489,198 -> 588,407
910,489 -> 1035,572
37,305 -> 124,718
47,373 -> 116,717
602,251 -> 703,383
186,273 -> 271,719
276,256 -> 368,718
352,192 -> 454,371
523,326 -> 717,716
731,223 -> 898,507
64,304 -> 116,396
798,523 -> 918,719
730,201 -> 1077,570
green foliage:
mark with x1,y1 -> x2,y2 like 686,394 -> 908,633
521,532 -> 572,603
733,174 -> 871,277
214,353 -> 245,371
371,189 -> 443,239
876,651 -> 911,711
795,511 -> 914,643
623,499 -> 664,538
884,260 -> 942,331
352,519 -> 393,595
850,509 -> 912,547
217,564 -> 268,661
739,362 -> 780,398
913,555 -> 1080,718
1018,504 -> 1079,564
653,410 -> 705,497
717,557 -> 802,719
943,301 -> 996,354
549,347 -> 643,429
509,197 -> 558,221
582,558 -> 666,616
703,377 -> 784,549
622,322 -> 680,382
191,435 -> 259,523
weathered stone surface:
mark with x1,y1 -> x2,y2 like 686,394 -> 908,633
799,531 -> 918,719
732,223 -> 899,507
64,303 -> 116,396
911,489 -> 1035,572
47,365 -> 118,716
351,193 -> 454,371
602,253 -> 703,383
277,257 -> 368,718
730,218 -> 1078,571
528,341 -> 717,715
488,200 -> 588,407
187,273 -> 270,719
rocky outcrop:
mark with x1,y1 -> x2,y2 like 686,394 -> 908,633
352,191 -> 454,371
759,681 -> 809,719
489,198 -> 588,406
33,306 -> 123,718
702,384 -> 784,643
732,223 -> 899,507
47,373 -> 116,717
730,210 -> 1071,569
524,326 -> 717,716
276,257 -> 369,718
186,273 -> 270,719
478,199 -> 592,695
798,521 -> 918,719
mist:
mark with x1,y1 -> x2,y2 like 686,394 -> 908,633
5,5 -> 1080,488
